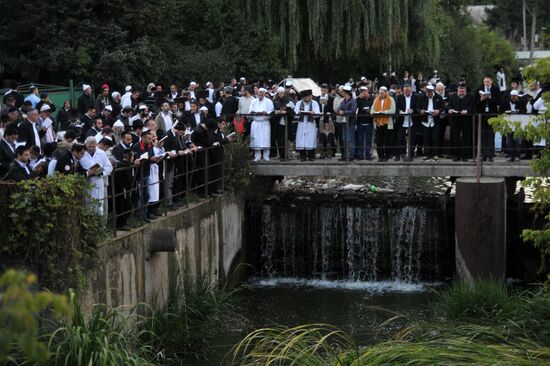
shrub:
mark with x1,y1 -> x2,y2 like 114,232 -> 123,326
0,174 -> 106,291
137,274 -> 239,362
224,134 -> 252,193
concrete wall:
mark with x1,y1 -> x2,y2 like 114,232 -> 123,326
79,194 -> 245,314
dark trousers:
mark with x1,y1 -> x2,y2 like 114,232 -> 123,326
334,123 -> 345,156
450,117 -> 472,159
422,124 -> 440,157
319,133 -> 336,157
391,124 -> 407,158
209,147 -> 224,193
356,123 -> 373,159
193,150 -> 208,196
438,118 -> 448,155
481,116 -> 495,159
114,176 -> 132,227
375,124 -> 392,159
341,122 -> 356,160
507,134 -> 520,159
276,123 -> 289,159
270,120 -> 279,157
413,122 -> 424,156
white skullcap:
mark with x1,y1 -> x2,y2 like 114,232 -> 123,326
258,87 -> 267,93
436,82 -> 445,88
138,104 -> 147,110
84,136 -> 97,145
40,104 -> 51,112
426,85 -> 435,91
83,84 -> 91,91
125,85 -> 132,92
277,86 -> 285,93
190,81 -> 197,86
285,81 -> 292,87
113,121 -> 124,128
379,86 -> 388,91
240,77 -> 245,81
510,90 -> 519,96
360,76 -> 366,81
111,91 -> 121,99
199,106 -> 208,111
343,85 -> 352,92
104,105 -> 113,112
359,86 -> 368,91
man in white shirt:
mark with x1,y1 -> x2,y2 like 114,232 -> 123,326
249,88 -> 274,161
80,136 -> 113,216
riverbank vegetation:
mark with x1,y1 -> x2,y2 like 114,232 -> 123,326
0,270 -> 237,365
231,280 -> 550,365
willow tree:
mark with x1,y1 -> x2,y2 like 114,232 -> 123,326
236,0 -> 442,77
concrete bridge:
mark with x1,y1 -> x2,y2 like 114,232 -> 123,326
251,156 -> 538,283
250,157 -> 535,177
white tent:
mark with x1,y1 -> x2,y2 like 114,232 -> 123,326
278,78 -> 321,97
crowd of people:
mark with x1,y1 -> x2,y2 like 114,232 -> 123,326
0,69 -> 547,226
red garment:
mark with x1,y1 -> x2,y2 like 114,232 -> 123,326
233,116 -> 246,134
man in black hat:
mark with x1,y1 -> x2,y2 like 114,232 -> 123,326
191,118 -> 216,197
0,123 -> 18,178
294,89 -> 320,161
162,120 -> 193,208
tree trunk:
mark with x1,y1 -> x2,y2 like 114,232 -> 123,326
529,9 -> 536,65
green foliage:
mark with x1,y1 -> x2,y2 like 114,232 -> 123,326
46,290 -> 156,366
224,134 -> 253,192
137,274 -> 239,362
489,57 -> 550,275
231,283 -> 550,365
437,279 -> 521,321
0,270 -> 70,364
0,174 -> 107,291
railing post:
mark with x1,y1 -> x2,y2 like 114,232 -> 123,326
139,166 -> 145,223
472,115 -> 476,161
406,118 -> 412,161
185,155 -> 190,207
476,114 -> 482,183
69,79 -> 75,108
162,158 -> 168,216
345,117 -> 350,162
284,115 -> 289,160
204,148 -> 209,196
110,173 -> 117,237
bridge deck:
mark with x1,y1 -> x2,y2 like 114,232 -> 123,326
250,157 -> 535,177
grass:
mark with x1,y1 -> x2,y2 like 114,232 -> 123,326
46,291 -> 156,366
137,274 -> 240,362
230,281 -> 550,366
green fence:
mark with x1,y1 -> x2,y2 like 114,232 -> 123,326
1,81 -> 84,117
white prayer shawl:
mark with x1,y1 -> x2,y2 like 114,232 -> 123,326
80,149 -> 113,215
248,97 -> 274,149
121,92 -> 132,108
148,147 -> 164,203
294,100 -> 320,150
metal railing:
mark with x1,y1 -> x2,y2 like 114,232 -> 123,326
103,144 -> 225,236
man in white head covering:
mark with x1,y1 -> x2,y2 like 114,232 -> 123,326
294,89 -> 320,161
248,87 -> 274,161
188,81 -> 197,100
80,136 -> 113,217
121,86 -> 132,108
77,84 -> 95,116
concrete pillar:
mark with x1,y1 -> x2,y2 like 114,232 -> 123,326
455,177 -> 506,282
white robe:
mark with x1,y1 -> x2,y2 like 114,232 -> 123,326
148,147 -> 164,203
294,100 -> 320,150
248,97 -> 274,149
80,149 -> 113,215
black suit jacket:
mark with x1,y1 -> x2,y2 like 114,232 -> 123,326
0,139 -> 16,178
500,98 -> 527,114
17,120 -> 44,148
4,161 -> 36,181
476,84 -> 501,113
395,94 -> 419,127
417,94 -> 445,125
55,151 -> 86,175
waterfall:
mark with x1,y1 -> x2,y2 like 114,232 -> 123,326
390,206 -> 427,282
257,203 -> 444,282
261,205 -> 275,277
